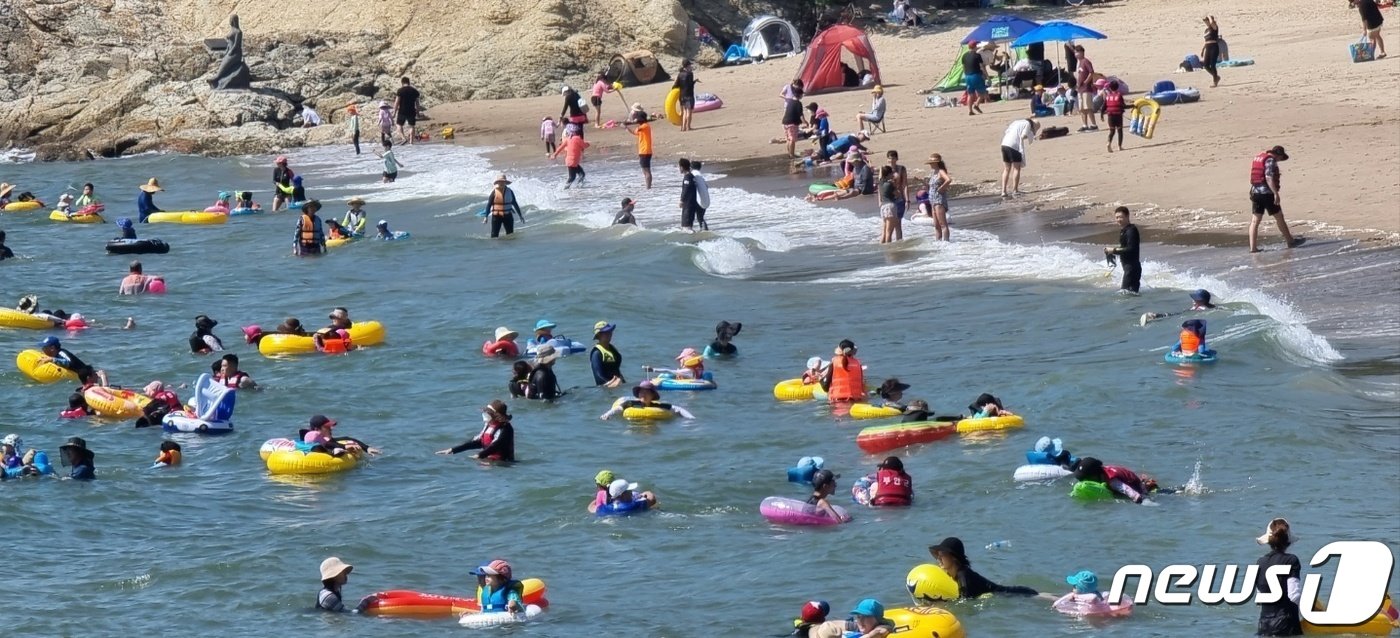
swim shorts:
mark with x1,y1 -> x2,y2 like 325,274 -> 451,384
639,154 -> 652,170
1107,113 -> 1124,128
1000,145 -> 1023,164
383,171 -> 398,182
784,124 -> 799,142
964,73 -> 987,94
396,112 -> 416,126
1250,191 -> 1281,215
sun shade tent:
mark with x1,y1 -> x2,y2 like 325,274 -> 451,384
743,15 -> 801,59
606,50 -> 670,87
794,25 -> 881,95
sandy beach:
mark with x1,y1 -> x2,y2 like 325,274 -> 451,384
433,0 -> 1400,244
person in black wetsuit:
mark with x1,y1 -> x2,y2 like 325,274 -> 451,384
1104,206 -> 1141,293
189,315 -> 223,354
436,400 -> 515,461
527,344 -> 563,400
590,321 -> 624,387
1254,518 -> 1303,636
705,321 -> 741,357
928,537 -> 1040,598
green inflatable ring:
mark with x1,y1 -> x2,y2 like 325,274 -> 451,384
1070,480 -> 1116,502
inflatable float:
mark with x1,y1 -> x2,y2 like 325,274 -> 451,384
15,349 -> 78,384
1129,98 -> 1161,140
326,237 -> 356,249
1165,350 -> 1217,364
265,449 -> 358,475
259,438 -> 300,459
83,386 -> 153,419
358,579 -> 549,618
1218,58 -> 1254,67
0,308 -> 60,330
692,93 -> 723,113
1070,480 -> 1116,502
652,371 -> 716,391
664,87 -> 683,126
204,204 -> 229,214
1052,593 -> 1134,618
885,606 -> 966,638
1,450 -> 55,478
2,201 -> 43,212
161,373 -> 234,434
146,211 -> 228,225
1302,596 -> 1398,635
808,183 -> 839,195
525,338 -> 587,357
257,321 -> 385,356
459,604 -> 543,628
595,499 -> 651,517
849,403 -> 903,419
856,421 -> 956,454
608,397 -> 675,421
1013,464 -> 1073,482
955,414 -> 1024,434
228,206 -> 262,216
106,238 -> 170,255
50,210 -> 105,223
1149,87 -> 1201,106
773,378 -> 819,401
907,564 -> 961,604
759,496 -> 850,526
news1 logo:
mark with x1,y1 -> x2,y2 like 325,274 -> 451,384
1109,541 -> 1396,625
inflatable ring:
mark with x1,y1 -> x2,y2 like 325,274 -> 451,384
885,606 -> 966,638
664,87 -> 682,126
611,398 -> 674,421
1013,464 -> 1073,482
1302,596 -> 1397,635
1165,350 -> 1217,364
0,308 -> 59,330
849,403 -> 903,420
83,386 -> 153,419
257,321 -> 386,356
326,237 -> 356,249
1070,480 -> 1116,501
265,449 -> 359,475
907,564 -> 960,604
146,211 -> 228,225
954,414 -> 1024,434
106,238 -> 170,254
652,372 -> 716,391
459,605 -> 543,628
595,499 -> 651,516
259,437 -> 300,460
360,579 -> 549,618
525,338 -> 586,357
2,201 -> 43,212
759,496 -> 850,526
229,207 -> 262,216
15,349 -> 78,384
773,378 -> 817,401
856,422 -> 955,454
49,211 -> 104,223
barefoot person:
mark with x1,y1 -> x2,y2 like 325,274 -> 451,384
923,153 -> 953,241
1104,206 -> 1141,294
886,150 -> 909,241
1103,80 -> 1126,153
999,118 -> 1039,198
1074,46 -> 1098,132
394,77 -> 420,144
624,109 -> 653,189
962,42 -> 988,116
1201,16 -> 1222,87
1354,0 -> 1387,59
1248,146 -> 1302,253
673,59 -> 697,132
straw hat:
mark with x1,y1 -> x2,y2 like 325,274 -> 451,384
347,196 -> 366,206
493,173 -> 511,185
871,85 -> 884,94
139,178 -> 163,193
924,153 -> 944,166
493,326 -> 518,341
0,183 -> 12,197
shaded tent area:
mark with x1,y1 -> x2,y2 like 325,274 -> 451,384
794,25 -> 881,94
605,50 -> 670,87
725,16 -> 802,64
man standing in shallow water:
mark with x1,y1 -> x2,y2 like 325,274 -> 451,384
1104,206 -> 1141,294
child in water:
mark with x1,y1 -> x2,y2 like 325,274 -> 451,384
875,378 -> 911,410
1141,289 -> 1218,325
807,468 -> 844,521
325,219 -> 350,240
235,191 -> 260,211
115,217 -> 137,240
612,198 -> 636,226
968,393 -> 1015,417
472,559 -> 524,613
644,347 -> 705,379
154,441 -> 182,467
1172,318 -> 1215,357
374,219 -> 403,239
1052,570 -> 1125,615
802,356 -> 829,386
705,321 -> 741,357
56,193 -> 74,215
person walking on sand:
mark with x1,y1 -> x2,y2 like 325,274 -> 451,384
590,72 -> 612,129
962,42 -> 988,116
1354,0 -> 1387,59
886,150 -> 908,241
394,77 -> 421,144
1248,145 -> 1303,253
1102,80 -> 1126,152
1200,16 -> 1223,88
624,108 -> 654,189
999,118 -> 1038,198
1104,206 -> 1141,293
673,59 -> 698,131
924,153 -> 953,241
1074,46 -> 1098,132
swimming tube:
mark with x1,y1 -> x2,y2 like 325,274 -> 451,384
257,321 -> 386,356
379,231 -> 410,240
359,579 -> 549,618
264,449 -> 358,475
809,183 -> 838,195
15,349 -> 78,384
595,499 -> 651,517
609,397 -> 675,421
849,403 -> 903,420
1,450 -> 55,478
773,378 -> 818,401
1165,350 -> 1217,364
228,207 -> 262,216
204,204 -> 230,214
856,421 -> 955,454
664,87 -> 683,126
459,604 -> 543,628
326,237 -> 356,249
1302,596 -> 1397,635
1013,464 -> 1073,482
1052,593 -> 1134,618
2,201 -> 42,212
146,211 -> 228,225
885,607 -> 966,638
759,496 -> 850,526
1217,58 -> 1254,67
1070,480 -> 1116,502
1149,88 -> 1201,105
83,386 -> 153,419
106,239 -> 170,255
693,93 -> 723,113
954,414 -> 1024,434
259,437 -> 300,459
161,411 -> 234,434
0,308 -> 59,330
49,211 -> 104,223
525,338 -> 587,357
652,371 -> 716,391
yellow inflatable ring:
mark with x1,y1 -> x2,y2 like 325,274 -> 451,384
907,564 -> 961,603
954,414 -> 1025,434
664,87 -> 682,126
773,378 -> 817,401
885,606 -> 965,638
265,449 -> 359,475
49,210 -> 104,223
326,237 -> 355,249
0,308 -> 58,330
611,398 -> 674,421
15,349 -> 78,384
146,211 -> 228,225
849,403 -> 903,419
257,321 -> 386,356
2,201 -> 43,212
1303,595 -> 1398,635
83,386 -> 153,419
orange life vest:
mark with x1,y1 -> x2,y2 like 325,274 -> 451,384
827,354 -> 865,402
299,213 -> 318,244
1179,328 -> 1201,355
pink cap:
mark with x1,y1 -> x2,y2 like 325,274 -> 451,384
675,347 -> 699,361
242,325 -> 262,343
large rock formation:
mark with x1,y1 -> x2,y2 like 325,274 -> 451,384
0,0 -> 817,159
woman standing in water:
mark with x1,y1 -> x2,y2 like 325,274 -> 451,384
924,153 -> 953,241
1254,518 -> 1303,636
877,166 -> 897,244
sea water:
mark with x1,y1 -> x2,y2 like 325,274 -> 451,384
0,144 -> 1395,636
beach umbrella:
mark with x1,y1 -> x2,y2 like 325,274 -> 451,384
1011,21 -> 1107,47
963,15 -> 1041,44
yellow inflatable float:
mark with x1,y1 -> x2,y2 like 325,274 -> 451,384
1129,98 -> 1160,140
955,414 -> 1024,434
849,403 -> 903,419
1303,596 -> 1399,635
907,563 -> 961,603
0,308 -> 59,330
664,87 -> 683,126
146,211 -> 228,225
15,349 -> 78,384
885,606 -> 965,638
265,449 -> 360,475
83,386 -> 153,419
257,321 -> 386,356
2,201 -> 43,212
50,210 -> 104,223
773,378 -> 818,401
326,237 -> 355,249
609,397 -> 675,421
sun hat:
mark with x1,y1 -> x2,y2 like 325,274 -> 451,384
494,326 -> 519,341
471,559 -> 512,580
533,343 -> 559,365
1268,145 -> 1289,161
631,381 -> 659,398
376,219 -> 388,227
309,415 -> 337,429
2,434 -> 22,450
878,379 -> 911,397
811,621 -> 847,638
0,183 -> 13,197
924,153 -> 945,165
217,191 -> 230,200
1034,84 -> 1045,91
329,308 -> 349,320
608,478 -> 639,498
493,173 -> 512,185
631,102 -> 644,112
535,319 -> 557,331
1034,436 -> 1065,458
1066,570 -> 1100,594
593,321 -> 616,337
195,315 -> 218,330
377,100 -> 389,109
801,600 -> 831,624
850,598 -> 886,618
928,537 -> 969,565
806,356 -> 824,370
484,399 -> 511,419
139,178 -> 164,193
1189,289 -> 1216,307
594,470 -> 615,486
872,85 -> 884,93
347,196 -> 366,206
117,217 -> 133,229
319,557 -> 353,581
560,85 -> 572,95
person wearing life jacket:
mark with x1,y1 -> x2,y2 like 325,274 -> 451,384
314,307 -> 352,351
1073,457 -> 1155,504
342,196 -> 368,235
1173,318 -> 1214,357
154,441 -> 182,467
189,314 -> 224,354
870,456 -> 914,507
484,174 -> 524,238
471,559 -> 524,613
1247,145 -> 1301,253
325,219 -> 351,240
590,321 -> 625,387
437,400 -> 515,461
135,380 -> 182,427
293,200 -> 326,256
61,390 -> 95,419
1101,79 -> 1126,152
213,353 -> 256,390
644,347 -> 705,379
600,382 -> 695,420
483,326 -> 520,358
38,336 -> 107,386
704,320 -> 742,357
825,339 -> 865,402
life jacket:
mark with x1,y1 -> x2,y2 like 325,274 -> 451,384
150,389 -> 181,411
216,371 -> 248,389
1103,465 -> 1145,494
827,354 -> 865,402
156,449 -> 181,465
477,580 -> 524,612
476,421 -> 505,460
1104,91 -> 1125,115
1250,151 -> 1271,186
483,339 -> 519,357
871,468 -> 913,506
299,213 -> 319,244
593,343 -> 619,364
488,189 -> 516,217
1178,328 -> 1202,355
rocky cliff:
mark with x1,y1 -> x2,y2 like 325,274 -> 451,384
0,0 -> 817,160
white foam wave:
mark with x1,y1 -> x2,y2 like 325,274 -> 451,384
0,148 -> 36,163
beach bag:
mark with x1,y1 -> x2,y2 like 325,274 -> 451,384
1351,36 -> 1376,63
